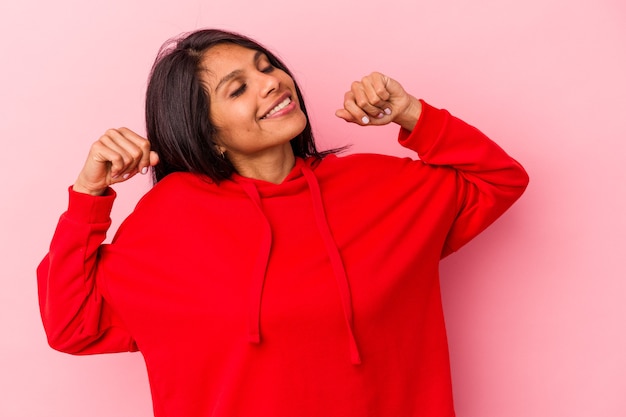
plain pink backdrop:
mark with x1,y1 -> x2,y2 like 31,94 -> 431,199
1,0 -> 625,416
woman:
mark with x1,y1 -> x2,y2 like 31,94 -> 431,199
38,29 -> 529,417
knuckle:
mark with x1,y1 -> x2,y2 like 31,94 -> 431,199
375,85 -> 387,96
139,139 -> 151,151
128,149 -> 142,161
110,155 -> 124,167
123,151 -> 135,164
367,94 -> 382,106
362,72 -> 376,83
355,95 -> 369,107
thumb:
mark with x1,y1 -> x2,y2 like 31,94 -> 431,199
335,109 -> 356,123
149,151 -> 160,167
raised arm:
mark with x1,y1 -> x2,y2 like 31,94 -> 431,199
37,128 -> 158,354
336,72 -> 529,257
399,102 -> 529,256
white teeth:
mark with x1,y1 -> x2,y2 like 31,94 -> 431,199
262,97 -> 291,119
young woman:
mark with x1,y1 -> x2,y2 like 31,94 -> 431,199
38,29 -> 529,417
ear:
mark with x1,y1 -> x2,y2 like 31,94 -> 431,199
215,144 -> 227,157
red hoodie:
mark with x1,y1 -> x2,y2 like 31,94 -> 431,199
38,101 -> 528,417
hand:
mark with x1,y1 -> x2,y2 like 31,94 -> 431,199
335,72 -> 422,131
73,128 -> 159,196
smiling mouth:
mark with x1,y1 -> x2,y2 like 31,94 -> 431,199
260,97 -> 292,119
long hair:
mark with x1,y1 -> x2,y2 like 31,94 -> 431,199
145,29 -> 338,183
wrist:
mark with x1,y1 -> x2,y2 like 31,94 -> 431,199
72,182 -> 107,196
394,96 -> 423,132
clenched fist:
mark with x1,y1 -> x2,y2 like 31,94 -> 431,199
73,128 -> 159,196
335,72 -> 422,132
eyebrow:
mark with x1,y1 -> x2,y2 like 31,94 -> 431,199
215,50 -> 264,93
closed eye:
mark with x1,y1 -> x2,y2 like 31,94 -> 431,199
230,83 -> 247,98
229,66 -> 272,98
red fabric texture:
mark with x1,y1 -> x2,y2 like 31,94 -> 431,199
37,101 -> 528,417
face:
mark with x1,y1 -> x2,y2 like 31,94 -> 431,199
200,43 -> 308,165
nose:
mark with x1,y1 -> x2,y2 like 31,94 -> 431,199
258,71 -> 280,97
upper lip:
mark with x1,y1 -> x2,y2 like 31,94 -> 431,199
259,91 -> 292,120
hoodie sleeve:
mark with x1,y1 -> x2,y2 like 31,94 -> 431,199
398,100 -> 529,257
37,187 -> 137,354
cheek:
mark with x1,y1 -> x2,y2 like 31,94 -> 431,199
218,100 -> 254,125
211,106 -> 240,134
212,111 -> 257,147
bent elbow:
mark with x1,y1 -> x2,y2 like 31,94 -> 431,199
43,323 -> 91,355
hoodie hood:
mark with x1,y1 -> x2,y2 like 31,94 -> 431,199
231,158 -> 362,365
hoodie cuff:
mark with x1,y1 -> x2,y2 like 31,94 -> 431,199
66,186 -> 116,224
397,99 -> 449,157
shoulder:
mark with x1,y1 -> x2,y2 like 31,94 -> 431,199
149,171 -> 215,195
135,172 -> 216,210
111,173 -> 219,240
315,152 -> 425,183
310,151 -> 454,198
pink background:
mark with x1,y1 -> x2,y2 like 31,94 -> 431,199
1,0 -> 625,416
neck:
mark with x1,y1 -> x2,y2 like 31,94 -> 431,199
230,145 -> 296,184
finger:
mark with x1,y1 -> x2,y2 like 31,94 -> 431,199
140,151 -> 160,176
361,73 -> 391,105
98,130 -> 142,179
104,128 -> 154,179
117,127 -> 154,174
84,140 -> 134,186
341,91 -> 376,125
335,108 -> 358,123
350,82 -> 387,119
361,73 -> 393,116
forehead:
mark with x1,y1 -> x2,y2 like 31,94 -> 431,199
200,44 -> 260,85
